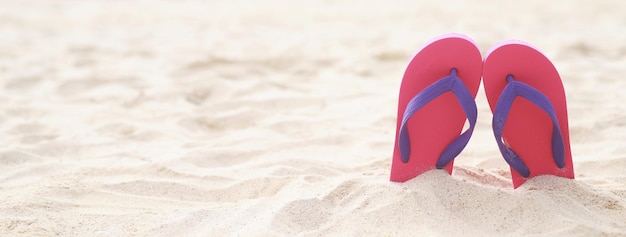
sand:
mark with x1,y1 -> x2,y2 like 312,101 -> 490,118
1,0 -> 625,236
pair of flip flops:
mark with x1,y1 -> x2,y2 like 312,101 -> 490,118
390,33 -> 574,189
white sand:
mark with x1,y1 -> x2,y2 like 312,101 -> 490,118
1,0 -> 625,236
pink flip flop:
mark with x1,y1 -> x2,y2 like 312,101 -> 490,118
390,34 -> 482,182
483,41 -> 575,188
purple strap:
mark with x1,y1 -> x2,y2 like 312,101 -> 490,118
398,68 -> 477,168
492,75 -> 565,178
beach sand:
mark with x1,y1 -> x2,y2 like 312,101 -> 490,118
1,0 -> 625,236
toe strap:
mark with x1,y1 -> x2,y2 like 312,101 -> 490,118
399,69 -> 478,168
492,75 -> 565,178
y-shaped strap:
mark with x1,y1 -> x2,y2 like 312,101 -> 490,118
492,75 -> 565,178
398,68 -> 477,168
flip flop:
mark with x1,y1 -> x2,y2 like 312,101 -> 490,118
390,34 -> 482,182
483,41 -> 575,188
